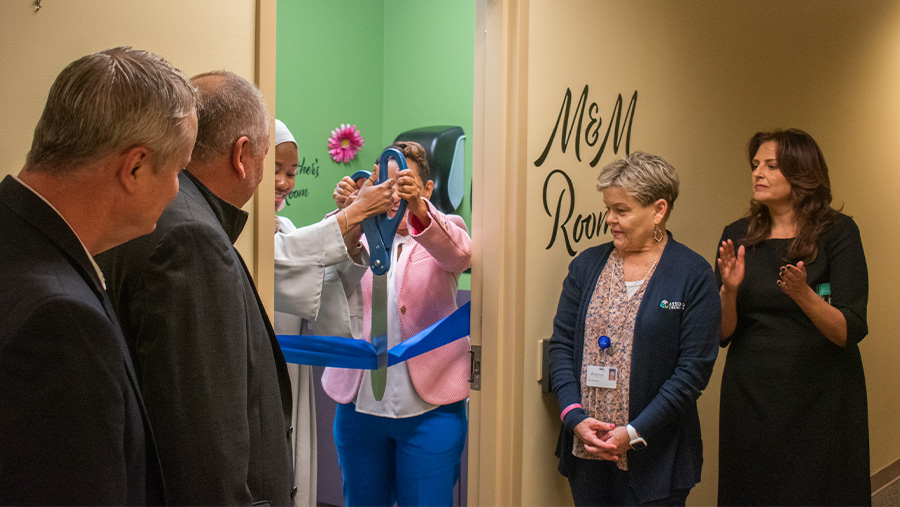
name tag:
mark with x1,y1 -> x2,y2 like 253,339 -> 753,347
586,365 -> 617,389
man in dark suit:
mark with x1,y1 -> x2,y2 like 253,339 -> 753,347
0,47 -> 197,505
96,71 -> 295,506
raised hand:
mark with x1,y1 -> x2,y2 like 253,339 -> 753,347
347,178 -> 393,221
718,239 -> 746,294
396,168 -> 431,225
333,176 -> 357,210
777,261 -> 809,301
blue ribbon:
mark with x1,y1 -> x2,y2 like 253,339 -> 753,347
277,302 -> 471,369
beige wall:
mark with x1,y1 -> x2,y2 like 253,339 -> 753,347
4,1 -> 899,505
506,1 -> 900,505
0,0 -> 265,270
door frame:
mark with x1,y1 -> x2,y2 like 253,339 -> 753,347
257,1 -> 533,504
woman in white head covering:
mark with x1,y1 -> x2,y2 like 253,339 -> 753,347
272,119 -> 393,506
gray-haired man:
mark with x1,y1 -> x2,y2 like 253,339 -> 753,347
97,71 -> 296,506
0,47 -> 197,505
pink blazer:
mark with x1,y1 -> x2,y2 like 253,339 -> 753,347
321,200 -> 472,406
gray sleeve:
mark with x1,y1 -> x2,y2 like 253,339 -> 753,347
274,215 -> 350,320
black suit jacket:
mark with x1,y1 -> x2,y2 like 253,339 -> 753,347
96,171 -> 294,506
0,176 -> 165,506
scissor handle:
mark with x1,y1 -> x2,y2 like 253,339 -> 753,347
350,169 -> 371,184
377,148 -> 404,180
360,148 -> 409,276
376,148 -> 409,233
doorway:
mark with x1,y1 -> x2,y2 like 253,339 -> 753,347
275,1 -> 477,504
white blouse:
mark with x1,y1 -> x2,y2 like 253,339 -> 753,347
355,233 -> 438,418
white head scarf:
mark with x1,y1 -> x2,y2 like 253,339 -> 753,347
275,119 -> 296,213
275,119 -> 296,147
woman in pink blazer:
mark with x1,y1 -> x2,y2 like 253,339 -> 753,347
322,141 -> 472,506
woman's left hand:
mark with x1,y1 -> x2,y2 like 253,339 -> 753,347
601,426 -> 633,456
396,168 -> 430,224
777,261 -> 812,301
397,169 -> 423,204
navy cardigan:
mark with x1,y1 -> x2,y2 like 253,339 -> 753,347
549,233 -> 720,503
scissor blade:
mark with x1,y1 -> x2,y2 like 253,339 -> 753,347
370,272 -> 389,401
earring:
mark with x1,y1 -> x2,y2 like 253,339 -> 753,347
653,225 -> 663,243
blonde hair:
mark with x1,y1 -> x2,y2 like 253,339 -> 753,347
597,151 -> 680,216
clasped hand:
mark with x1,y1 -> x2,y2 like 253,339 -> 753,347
573,418 -> 631,461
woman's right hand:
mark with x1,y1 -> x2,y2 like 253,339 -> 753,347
333,176 -> 358,210
339,179 -> 394,238
718,239 -> 746,294
350,178 -> 393,219
573,418 -> 619,461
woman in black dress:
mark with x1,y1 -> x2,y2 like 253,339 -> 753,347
716,129 -> 869,506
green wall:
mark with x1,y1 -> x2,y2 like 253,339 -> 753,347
276,0 -> 475,230
276,0 -> 385,224
382,0 -> 475,228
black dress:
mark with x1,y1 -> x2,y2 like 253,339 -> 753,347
715,214 -> 870,506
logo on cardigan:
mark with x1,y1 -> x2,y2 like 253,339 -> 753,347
659,300 -> 684,310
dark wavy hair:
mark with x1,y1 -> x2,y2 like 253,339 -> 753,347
390,140 -> 431,182
743,129 -> 839,263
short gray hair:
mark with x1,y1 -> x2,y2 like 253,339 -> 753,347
189,71 -> 269,164
597,151 -> 680,215
26,47 -> 196,172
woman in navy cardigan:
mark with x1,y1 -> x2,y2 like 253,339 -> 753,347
549,151 -> 720,506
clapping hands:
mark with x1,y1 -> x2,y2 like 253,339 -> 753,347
718,239 -> 745,294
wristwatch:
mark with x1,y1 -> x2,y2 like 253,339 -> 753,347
627,424 -> 647,451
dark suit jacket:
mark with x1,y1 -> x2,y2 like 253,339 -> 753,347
96,171 -> 294,506
0,175 -> 165,506
549,234 -> 720,504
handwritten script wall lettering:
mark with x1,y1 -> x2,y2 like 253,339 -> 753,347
283,156 -> 321,207
534,86 -> 637,168
536,86 -> 638,257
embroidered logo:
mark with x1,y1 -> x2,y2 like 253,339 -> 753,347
659,300 -> 685,310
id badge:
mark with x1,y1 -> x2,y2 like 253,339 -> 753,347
586,365 -> 617,389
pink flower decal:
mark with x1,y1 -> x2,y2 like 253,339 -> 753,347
327,124 -> 365,163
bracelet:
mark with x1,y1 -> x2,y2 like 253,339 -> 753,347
339,209 -> 349,234
560,403 -> 582,421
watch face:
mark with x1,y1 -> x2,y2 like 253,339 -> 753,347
631,439 -> 647,451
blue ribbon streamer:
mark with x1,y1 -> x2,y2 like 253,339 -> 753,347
277,302 -> 471,369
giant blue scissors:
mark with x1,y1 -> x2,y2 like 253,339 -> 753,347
351,147 -> 408,276
351,147 -> 409,400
